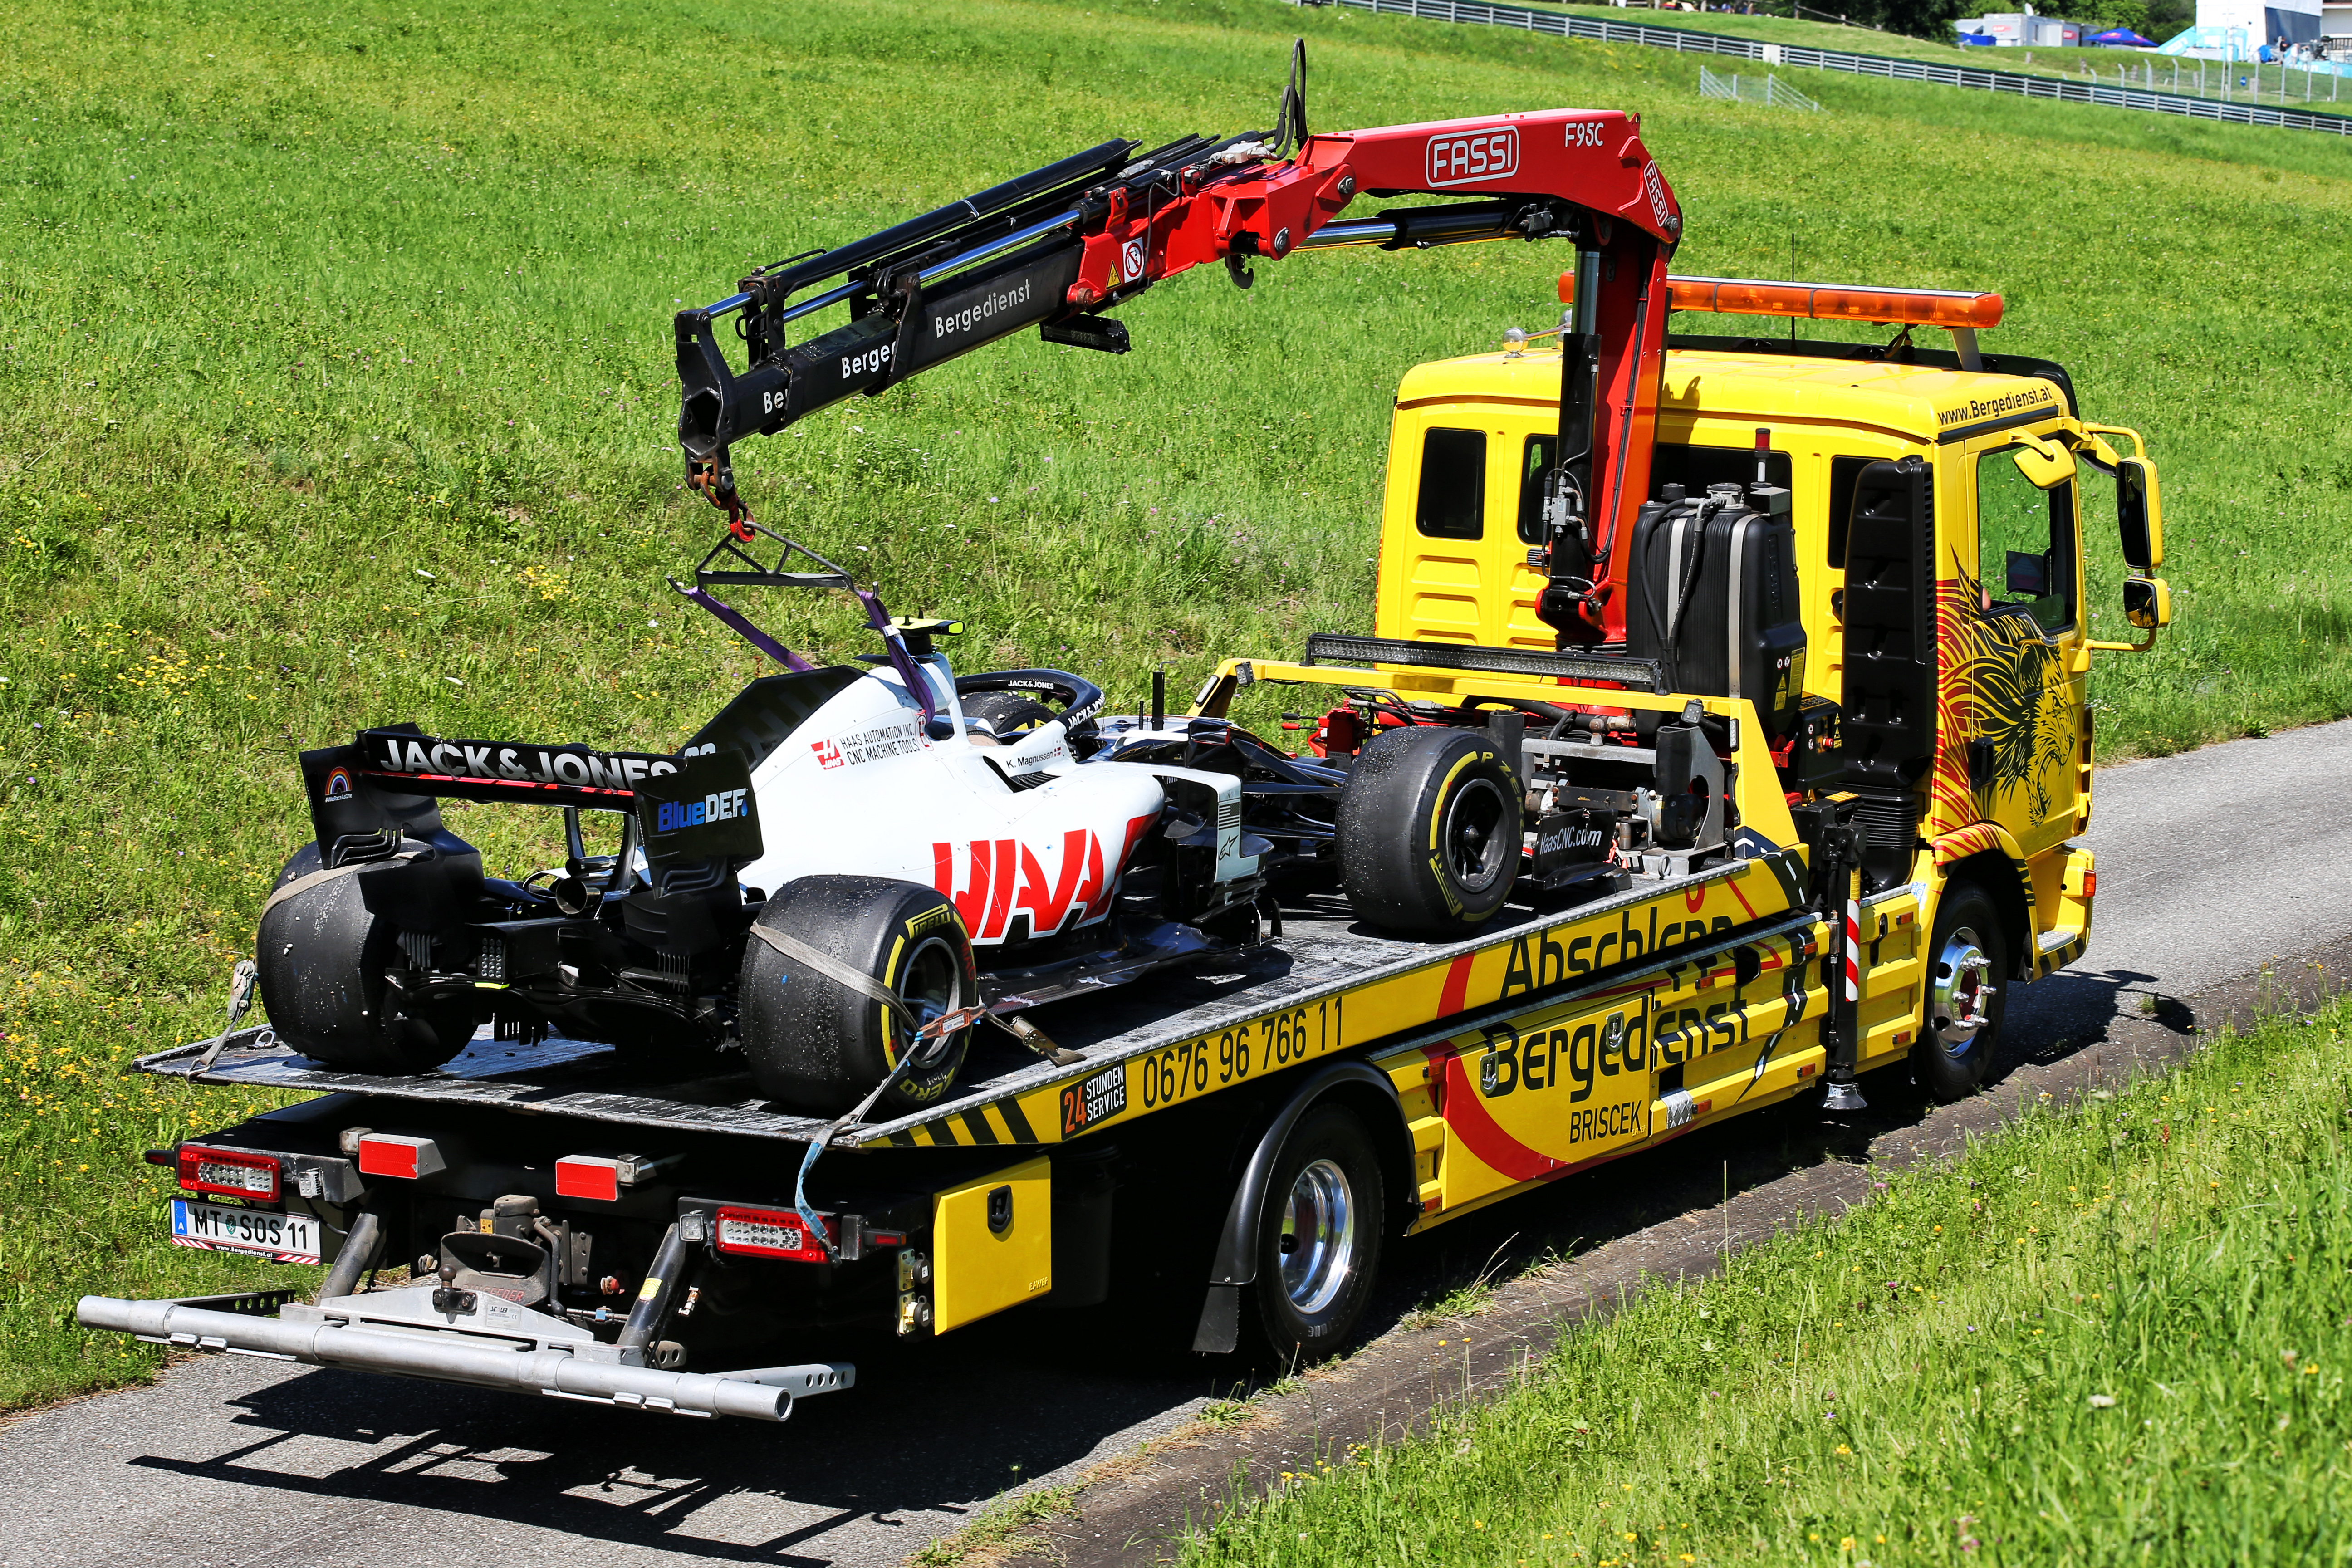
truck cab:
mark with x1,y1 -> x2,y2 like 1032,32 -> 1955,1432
1372,323 -> 2168,1000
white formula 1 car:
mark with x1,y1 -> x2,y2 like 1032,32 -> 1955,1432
256,528 -> 1525,1112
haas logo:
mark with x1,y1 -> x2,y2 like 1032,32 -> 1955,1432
932,814 -> 1156,943
811,739 -> 844,770
1426,125 -> 1519,188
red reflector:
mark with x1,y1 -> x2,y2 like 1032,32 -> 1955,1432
177,1144 -> 280,1200
2083,872 -> 2097,899
714,1205 -> 833,1263
555,1155 -> 622,1203
356,1133 -> 444,1180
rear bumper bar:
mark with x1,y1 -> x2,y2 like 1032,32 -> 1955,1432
77,1289 -> 853,1422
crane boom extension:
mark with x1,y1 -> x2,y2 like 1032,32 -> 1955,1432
674,54 -> 1682,642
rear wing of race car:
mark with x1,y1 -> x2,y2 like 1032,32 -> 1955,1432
299,726 -> 764,902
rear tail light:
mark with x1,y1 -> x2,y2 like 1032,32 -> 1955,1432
715,1205 -> 833,1263
177,1144 -> 280,1200
355,1133 -> 446,1180
2083,871 -> 2098,899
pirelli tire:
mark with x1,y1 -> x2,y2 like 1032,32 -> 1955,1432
254,845 -> 476,1074
1337,726 -> 1523,937
738,875 -> 980,1116
1246,1103 -> 1386,1363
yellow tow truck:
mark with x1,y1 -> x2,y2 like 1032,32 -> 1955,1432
78,88 -> 2172,1416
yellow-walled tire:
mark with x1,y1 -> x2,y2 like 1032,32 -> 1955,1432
738,876 -> 978,1116
1337,727 -> 1522,936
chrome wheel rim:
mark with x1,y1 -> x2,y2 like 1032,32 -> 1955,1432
1278,1157 -> 1357,1316
896,934 -> 965,1068
1441,776 -> 1513,894
1931,924 -> 1997,1055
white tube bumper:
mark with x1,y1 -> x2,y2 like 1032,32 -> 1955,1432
77,1290 -> 853,1422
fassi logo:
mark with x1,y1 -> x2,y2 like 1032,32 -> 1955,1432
932,814 -> 1157,943
1426,125 -> 1518,188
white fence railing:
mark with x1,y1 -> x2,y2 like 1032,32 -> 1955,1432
1698,64 -> 1823,110
1312,0 -> 2352,137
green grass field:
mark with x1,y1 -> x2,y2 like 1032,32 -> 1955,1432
1,0 -> 2348,1408
1180,1000 -> 2352,1567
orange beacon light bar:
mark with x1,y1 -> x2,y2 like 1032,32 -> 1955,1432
1562,272 -> 2003,330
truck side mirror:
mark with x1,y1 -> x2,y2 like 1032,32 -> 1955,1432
2116,457 -> 2161,570
2123,576 -> 2170,631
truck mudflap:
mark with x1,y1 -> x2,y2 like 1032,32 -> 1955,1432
76,1286 -> 853,1422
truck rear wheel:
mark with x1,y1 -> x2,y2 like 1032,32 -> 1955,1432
1337,726 -> 1521,936
255,845 -> 475,1074
738,876 -> 979,1116
1247,1104 -> 1385,1363
1914,882 -> 2005,1103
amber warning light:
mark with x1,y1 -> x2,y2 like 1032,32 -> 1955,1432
1562,272 -> 2003,330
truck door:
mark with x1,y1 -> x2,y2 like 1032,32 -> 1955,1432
1376,415 -> 1567,652
1948,431 -> 2086,858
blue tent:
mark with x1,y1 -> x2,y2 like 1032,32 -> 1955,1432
2090,27 -> 2157,44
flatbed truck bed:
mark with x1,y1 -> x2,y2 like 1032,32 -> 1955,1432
84,823 -> 2089,1420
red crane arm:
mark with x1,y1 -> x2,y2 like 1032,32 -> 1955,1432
675,73 -> 1682,643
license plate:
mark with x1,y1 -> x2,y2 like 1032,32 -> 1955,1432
169,1198 -> 321,1264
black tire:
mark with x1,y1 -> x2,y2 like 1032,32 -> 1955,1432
1247,1104 -> 1386,1363
961,691 -> 1059,739
738,875 -> 980,1115
1336,726 -> 1522,936
254,845 -> 475,1074
1913,881 -> 2006,1103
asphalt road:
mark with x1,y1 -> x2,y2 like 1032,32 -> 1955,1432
7,720 -> 2351,1568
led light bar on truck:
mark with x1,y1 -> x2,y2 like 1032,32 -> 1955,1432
1655,275 -> 2003,329
1301,633 -> 1663,691
1558,270 -> 2003,329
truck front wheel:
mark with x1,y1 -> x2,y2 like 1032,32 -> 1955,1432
1915,882 -> 2006,1103
1248,1104 -> 1385,1362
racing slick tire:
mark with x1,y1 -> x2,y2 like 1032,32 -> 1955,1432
739,876 -> 980,1116
1246,1103 -> 1386,1364
960,691 -> 1060,740
255,845 -> 476,1074
1336,726 -> 1522,937
1913,882 -> 2005,1104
